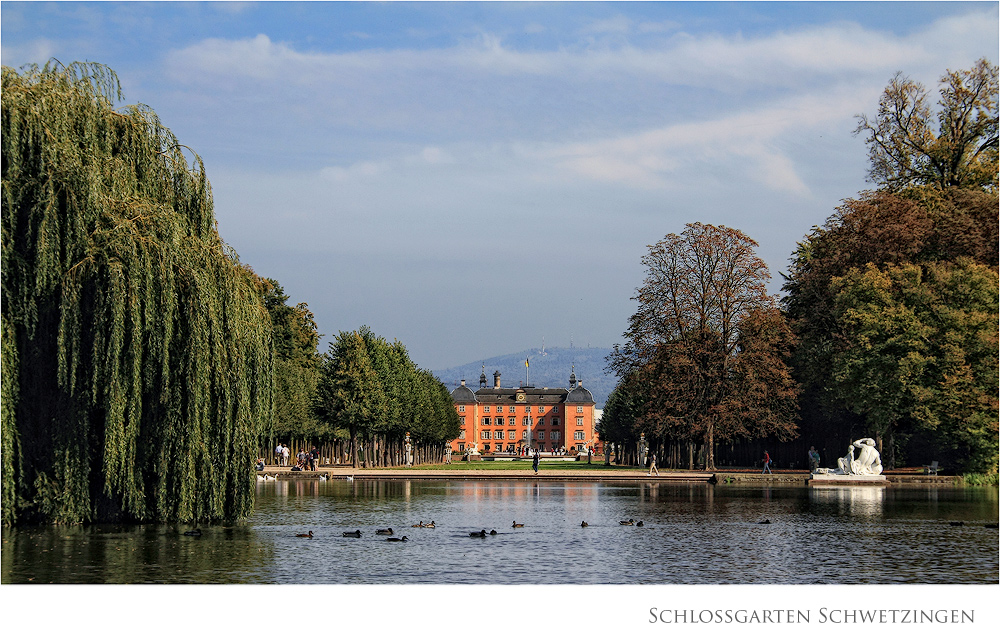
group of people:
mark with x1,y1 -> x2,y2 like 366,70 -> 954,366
760,443 -> 879,475
761,446 -> 822,474
274,443 -> 291,466
274,443 -> 321,471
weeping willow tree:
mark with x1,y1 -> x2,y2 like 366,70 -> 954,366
2,62 -> 273,525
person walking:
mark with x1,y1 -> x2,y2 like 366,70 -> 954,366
648,452 -> 659,476
275,442 -> 283,466
762,450 -> 773,474
532,450 -> 540,475
281,444 -> 290,467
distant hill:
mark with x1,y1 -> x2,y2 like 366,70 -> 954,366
433,346 -> 616,407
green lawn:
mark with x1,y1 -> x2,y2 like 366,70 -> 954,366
387,460 -> 642,471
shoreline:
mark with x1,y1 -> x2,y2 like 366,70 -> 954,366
258,465 -> 961,486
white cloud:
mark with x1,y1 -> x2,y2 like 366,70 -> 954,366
1,38 -> 58,67
580,15 -> 633,35
319,161 -> 383,182
165,9 -> 996,93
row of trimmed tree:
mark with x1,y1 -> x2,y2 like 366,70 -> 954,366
259,283 -> 460,468
602,59 -> 998,475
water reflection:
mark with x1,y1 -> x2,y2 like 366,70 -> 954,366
2,481 -> 996,584
810,486 -> 886,517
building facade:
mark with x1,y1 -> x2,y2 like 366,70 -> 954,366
449,369 -> 600,456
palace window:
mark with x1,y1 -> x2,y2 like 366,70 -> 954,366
508,417 -> 516,426
538,431 -> 545,440
552,418 -> 559,427
522,416 -> 532,427
459,443 -> 465,452
574,431 -> 584,440
495,431 -> 505,440
458,405 -> 465,412
522,430 -> 528,439
576,405 -> 584,413
576,417 -> 584,426
459,416 -> 466,426
481,430 -> 491,440
537,417 -> 545,427
459,430 -> 466,439
483,444 -> 491,452
509,405 -> 516,413
482,417 -> 490,426
551,431 -> 559,441
508,430 -> 516,440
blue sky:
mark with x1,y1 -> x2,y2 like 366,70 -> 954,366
2,1 -> 997,372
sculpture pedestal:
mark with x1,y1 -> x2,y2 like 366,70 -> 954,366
809,473 -> 887,487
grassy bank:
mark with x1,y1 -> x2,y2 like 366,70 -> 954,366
386,461 -> 643,472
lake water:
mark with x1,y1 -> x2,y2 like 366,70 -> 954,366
2,480 -> 997,584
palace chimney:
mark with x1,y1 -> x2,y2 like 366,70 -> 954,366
493,370 -> 502,389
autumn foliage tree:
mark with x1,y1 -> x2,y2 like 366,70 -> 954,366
855,58 -> 997,192
607,223 -> 799,470
784,59 -> 998,473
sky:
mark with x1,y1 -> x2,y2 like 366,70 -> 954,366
2,1 -> 997,372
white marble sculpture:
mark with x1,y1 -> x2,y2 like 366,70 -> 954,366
831,438 -> 883,475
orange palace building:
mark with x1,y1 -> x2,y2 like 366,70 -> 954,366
449,369 -> 599,455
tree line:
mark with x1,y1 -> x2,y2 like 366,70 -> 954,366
602,59 -> 998,475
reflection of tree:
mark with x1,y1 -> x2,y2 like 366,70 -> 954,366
0,524 -> 275,584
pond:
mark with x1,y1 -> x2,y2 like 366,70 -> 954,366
1,480 -> 997,585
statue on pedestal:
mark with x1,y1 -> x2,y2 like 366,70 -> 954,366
831,438 -> 882,475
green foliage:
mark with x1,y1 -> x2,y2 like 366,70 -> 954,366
831,260 -> 998,473
261,279 -> 321,440
960,473 -> 999,486
314,327 -> 459,467
2,62 -> 273,524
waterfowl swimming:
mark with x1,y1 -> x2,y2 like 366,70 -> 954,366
490,529 -> 498,535
376,527 -> 394,535
295,531 -> 313,538
619,519 -> 634,526
985,522 -> 998,529
470,530 -> 487,538
256,474 -> 266,482
758,519 -> 771,525
319,474 -> 328,481
581,521 -> 589,527
423,521 -> 435,528
183,529 -> 202,537
343,530 -> 362,538
512,521 -> 524,528
265,474 -> 277,481
386,536 -> 408,542
346,475 -> 354,482
636,521 -> 644,527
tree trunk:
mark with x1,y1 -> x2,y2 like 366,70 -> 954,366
350,427 -> 359,468
704,421 -> 716,470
